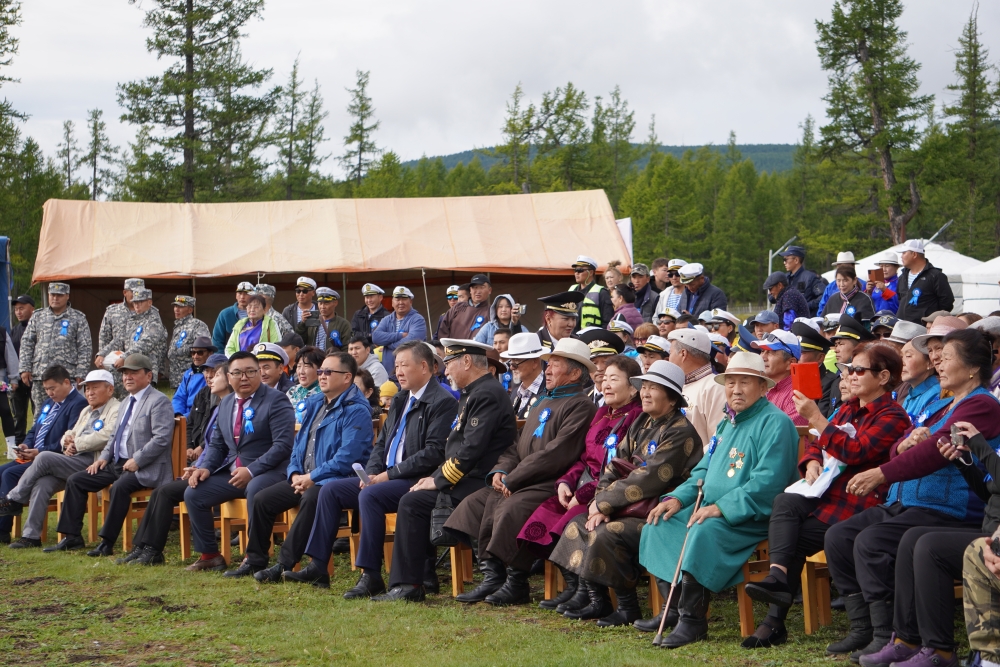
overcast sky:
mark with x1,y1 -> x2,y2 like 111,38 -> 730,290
8,1 -> 998,177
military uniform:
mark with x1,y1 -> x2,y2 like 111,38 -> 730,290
109,293 -> 168,396
964,538 -> 1000,663
268,307 -> 294,337
167,299 -> 210,388
18,285 -> 93,408
536,291 -> 585,350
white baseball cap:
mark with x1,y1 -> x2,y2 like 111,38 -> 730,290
84,369 -> 114,385
667,328 -> 711,355
900,239 -> 925,255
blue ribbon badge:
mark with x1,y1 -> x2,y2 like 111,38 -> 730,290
133,325 -> 144,342
846,305 -> 856,316
533,408 -> 551,438
501,372 -> 512,391
646,440 -> 658,457
909,288 -> 921,306
451,415 -> 459,430
370,319 -> 379,331
330,329 -> 342,348
604,433 -> 618,463
470,315 -> 484,332
40,403 -> 51,422
916,411 -> 928,427
295,401 -> 307,424
93,419 -> 104,432
176,331 -> 188,349
707,435 -> 718,456
243,406 -> 256,435
59,319 -> 69,336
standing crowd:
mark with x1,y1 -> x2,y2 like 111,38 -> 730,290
5,242 -> 1000,666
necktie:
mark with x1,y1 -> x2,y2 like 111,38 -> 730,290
34,401 -> 62,450
386,396 -> 417,468
112,396 -> 136,460
233,397 -> 248,468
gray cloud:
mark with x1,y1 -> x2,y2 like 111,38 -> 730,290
8,1 -> 998,179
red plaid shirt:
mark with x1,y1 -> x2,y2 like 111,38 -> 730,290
799,392 -> 910,525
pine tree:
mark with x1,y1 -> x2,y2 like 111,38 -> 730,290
118,0 -> 273,202
79,109 -> 119,200
55,120 -> 79,190
0,1 -> 22,122
341,69 -> 380,186
815,0 -> 933,243
278,57 -> 305,200
295,80 -> 329,192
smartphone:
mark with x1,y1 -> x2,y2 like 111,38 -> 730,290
992,537 -> 1000,557
950,424 -> 966,449
868,268 -> 884,284
517,304 -> 527,315
352,462 -> 371,487
791,362 -> 823,400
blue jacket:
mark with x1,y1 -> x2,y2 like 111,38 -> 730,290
372,308 -> 427,377
817,278 -> 866,317
287,384 -> 373,484
901,375 -> 942,424
24,388 -> 88,452
872,275 -> 900,313
171,367 -> 206,417
212,303 -> 243,352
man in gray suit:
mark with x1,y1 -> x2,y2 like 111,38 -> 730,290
45,354 -> 174,556
183,350 -> 294,571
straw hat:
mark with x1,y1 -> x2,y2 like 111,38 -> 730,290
540,337 -> 598,373
714,351 -> 775,388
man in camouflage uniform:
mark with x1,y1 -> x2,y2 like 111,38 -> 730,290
18,283 -> 93,409
255,283 -> 294,337
964,537 -> 1000,666
167,295 -> 210,388
96,278 -> 158,367
108,288 -> 167,397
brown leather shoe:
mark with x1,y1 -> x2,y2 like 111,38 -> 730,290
185,555 -> 227,572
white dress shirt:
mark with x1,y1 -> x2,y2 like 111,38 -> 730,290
115,384 -> 151,460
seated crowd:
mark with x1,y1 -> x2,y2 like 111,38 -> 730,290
7,247 -> 1000,665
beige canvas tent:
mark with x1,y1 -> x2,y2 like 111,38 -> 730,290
33,191 -> 630,341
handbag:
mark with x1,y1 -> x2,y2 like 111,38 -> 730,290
608,457 -> 658,520
429,491 -> 460,547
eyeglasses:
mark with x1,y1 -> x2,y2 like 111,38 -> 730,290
666,271 -> 679,278
707,323 -> 721,331
228,370 -> 259,378
190,349 -> 209,356
316,369 -> 351,376
294,288 -> 313,294
634,338 -> 648,347
837,364 -> 874,376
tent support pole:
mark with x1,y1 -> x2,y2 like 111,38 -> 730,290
342,273 -> 347,318
191,277 -> 197,318
421,268 -> 431,329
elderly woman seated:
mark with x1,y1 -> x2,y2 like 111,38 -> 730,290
517,355 -> 644,613
548,360 -> 702,627
637,351 -> 799,648
741,342 -> 910,649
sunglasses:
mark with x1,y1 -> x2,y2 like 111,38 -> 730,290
316,369 -> 351,376
666,271 -> 679,278
707,323 -> 721,331
837,363 -> 874,376
294,288 -> 313,294
572,268 -> 588,273
190,349 -> 210,356
446,296 -> 458,301
634,338 -> 648,346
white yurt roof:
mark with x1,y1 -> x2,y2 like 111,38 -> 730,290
822,240 -> 982,313
960,255 -> 1000,316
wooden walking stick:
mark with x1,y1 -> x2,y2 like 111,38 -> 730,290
652,479 -> 705,647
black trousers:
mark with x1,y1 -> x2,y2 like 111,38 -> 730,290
894,526 -> 984,650
58,462 -> 145,544
11,380 -> 31,444
765,493 -> 830,621
824,503 -> 970,602
247,481 -> 321,568
132,479 -> 188,552
0,390 -> 15,442
388,478 -> 482,588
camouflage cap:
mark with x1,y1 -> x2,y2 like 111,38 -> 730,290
124,278 -> 145,291
48,282 -> 70,295
132,288 -> 152,301
254,283 -> 276,299
172,295 -> 196,307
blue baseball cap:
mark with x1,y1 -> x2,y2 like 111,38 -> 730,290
748,310 -> 780,327
204,353 -> 228,368
778,245 -> 805,259
751,330 -> 802,360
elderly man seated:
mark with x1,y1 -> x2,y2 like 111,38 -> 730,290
637,351 -> 799,648
445,338 -> 597,606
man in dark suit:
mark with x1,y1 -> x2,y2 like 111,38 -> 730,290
224,352 -> 373,579
183,350 -> 294,571
0,364 -> 87,543
46,354 -> 174,556
278,341 -> 457,594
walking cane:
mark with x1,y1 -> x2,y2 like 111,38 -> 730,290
652,478 -> 704,647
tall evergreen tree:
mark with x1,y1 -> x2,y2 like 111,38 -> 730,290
341,69 -> 380,186
55,120 -> 79,190
118,0 -> 272,202
815,0 -> 932,243
0,0 -> 22,122
79,109 -> 119,200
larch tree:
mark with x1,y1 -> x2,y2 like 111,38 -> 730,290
341,69 -> 380,186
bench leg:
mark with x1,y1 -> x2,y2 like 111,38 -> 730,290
451,547 -> 465,597
220,518 -> 233,564
649,573 -> 664,614
179,508 -> 191,560
802,562 -> 819,635
737,582 -> 756,637
87,493 -> 98,543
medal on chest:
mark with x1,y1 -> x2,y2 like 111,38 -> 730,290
40,403 -> 51,423
727,449 -> 745,477
909,288 -> 921,306
646,440 -> 657,457
59,319 -> 69,336
133,325 -> 144,342
846,305 -> 856,316
533,408 -> 551,438
176,331 -> 188,349
93,418 -> 104,432
243,406 -> 256,435
295,401 -> 307,424
603,433 -> 618,464
470,315 -> 484,332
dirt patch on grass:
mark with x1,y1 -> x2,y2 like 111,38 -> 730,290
101,604 -> 126,621
29,604 -> 65,615
11,576 -> 54,585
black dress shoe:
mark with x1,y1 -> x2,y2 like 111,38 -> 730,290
0,497 -> 24,517
741,620 -> 788,649
130,546 -> 165,566
222,560 -> 262,578
254,563 -> 289,583
372,584 -> 426,602
281,561 -> 330,588
87,541 -> 114,557
744,576 -> 793,608
344,571 -> 387,599
116,545 -> 143,565
43,535 -> 86,552
8,536 -> 42,549
332,537 -> 351,554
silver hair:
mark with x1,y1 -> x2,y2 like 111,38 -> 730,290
675,341 -> 710,363
470,354 -> 489,370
